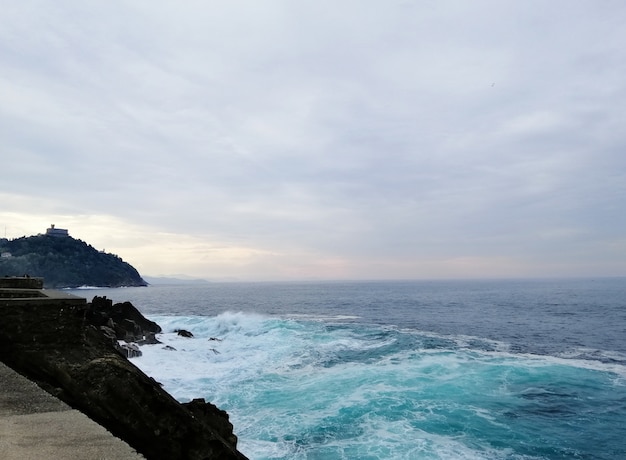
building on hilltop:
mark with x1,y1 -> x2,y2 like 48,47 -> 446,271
46,224 -> 69,238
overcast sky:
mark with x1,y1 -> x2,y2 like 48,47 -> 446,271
1,1 -> 625,281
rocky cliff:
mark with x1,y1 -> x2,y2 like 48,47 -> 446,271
0,285 -> 248,460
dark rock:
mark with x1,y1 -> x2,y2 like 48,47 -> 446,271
99,325 -> 117,341
87,296 -> 162,357
118,342 -> 142,358
87,296 -> 161,343
183,398 -> 238,448
175,329 -> 194,338
137,332 -> 161,345
0,294 -> 248,460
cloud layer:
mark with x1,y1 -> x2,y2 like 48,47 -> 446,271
2,1 -> 625,280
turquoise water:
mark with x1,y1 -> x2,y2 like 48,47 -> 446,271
72,279 -> 626,459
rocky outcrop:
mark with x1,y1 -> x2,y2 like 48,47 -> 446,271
86,296 -> 162,356
183,398 -> 239,448
175,329 -> 194,338
0,291 -> 248,460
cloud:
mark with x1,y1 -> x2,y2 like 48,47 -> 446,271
1,0 -> 625,279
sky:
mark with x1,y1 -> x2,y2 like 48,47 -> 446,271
1,1 -> 625,281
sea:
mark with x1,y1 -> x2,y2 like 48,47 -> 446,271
68,278 -> 626,460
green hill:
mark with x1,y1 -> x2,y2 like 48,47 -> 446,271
0,234 -> 147,288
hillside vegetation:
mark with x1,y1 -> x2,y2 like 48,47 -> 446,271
0,235 -> 147,288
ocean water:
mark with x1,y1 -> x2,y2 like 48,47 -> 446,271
69,279 -> 626,459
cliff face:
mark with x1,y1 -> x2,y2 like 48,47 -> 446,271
0,286 -> 248,460
0,235 -> 147,288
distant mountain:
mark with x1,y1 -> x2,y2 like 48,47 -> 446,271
0,235 -> 147,288
143,275 -> 211,285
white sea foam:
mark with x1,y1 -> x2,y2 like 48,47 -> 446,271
65,285 -> 106,290
133,312 -> 626,460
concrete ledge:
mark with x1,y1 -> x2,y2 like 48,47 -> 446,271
0,362 -> 144,459
0,277 -> 44,290
0,277 -> 85,307
0,289 -> 86,307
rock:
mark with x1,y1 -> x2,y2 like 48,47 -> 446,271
99,325 -> 117,341
118,342 -> 142,358
137,332 -> 161,345
183,398 -> 238,448
0,293 -> 248,460
175,329 -> 194,338
88,298 -> 161,357
86,296 -> 162,344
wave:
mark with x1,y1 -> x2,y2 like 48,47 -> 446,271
145,312 -> 626,376
65,285 -> 108,290
133,312 -> 626,459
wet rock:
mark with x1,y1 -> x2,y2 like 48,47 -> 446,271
86,296 -> 161,343
118,342 -> 142,358
183,398 -> 238,448
175,329 -> 194,338
137,332 -> 161,345
90,297 -> 163,353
